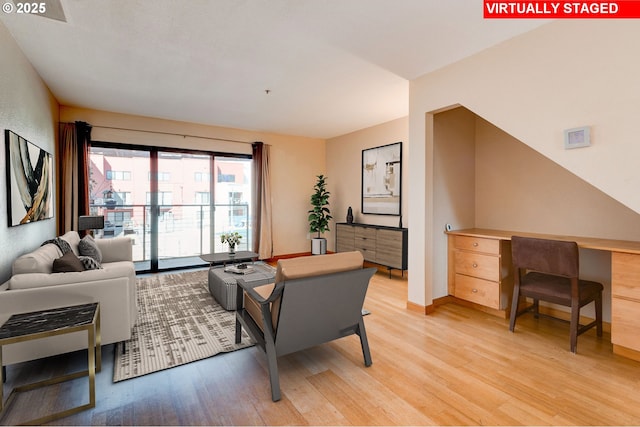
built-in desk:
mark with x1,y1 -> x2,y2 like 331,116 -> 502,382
446,228 -> 640,362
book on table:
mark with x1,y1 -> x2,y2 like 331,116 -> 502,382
224,264 -> 254,274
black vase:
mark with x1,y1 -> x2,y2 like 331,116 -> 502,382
346,206 -> 354,224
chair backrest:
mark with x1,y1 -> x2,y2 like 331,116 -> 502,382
511,236 -> 579,278
275,251 -> 364,282
274,267 -> 376,357
260,251 -> 365,333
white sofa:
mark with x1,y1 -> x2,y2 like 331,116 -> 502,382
0,231 -> 137,365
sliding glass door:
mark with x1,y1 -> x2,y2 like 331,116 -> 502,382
88,144 -> 251,272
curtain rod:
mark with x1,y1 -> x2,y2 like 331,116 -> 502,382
60,122 -> 254,145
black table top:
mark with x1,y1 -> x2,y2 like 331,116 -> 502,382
0,303 -> 98,340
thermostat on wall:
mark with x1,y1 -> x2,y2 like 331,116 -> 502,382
564,126 -> 591,149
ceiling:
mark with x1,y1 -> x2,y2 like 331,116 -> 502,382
1,0 -> 549,139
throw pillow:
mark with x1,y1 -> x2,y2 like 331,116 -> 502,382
78,255 -> 102,270
52,251 -> 85,273
79,235 -> 103,263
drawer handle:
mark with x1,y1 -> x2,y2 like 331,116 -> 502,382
472,289 -> 478,293
472,263 -> 478,268
473,242 -> 479,247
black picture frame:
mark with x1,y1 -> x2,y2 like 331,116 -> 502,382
361,142 -> 402,216
5,130 -> 54,226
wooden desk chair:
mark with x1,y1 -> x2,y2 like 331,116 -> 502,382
510,235 -> 603,353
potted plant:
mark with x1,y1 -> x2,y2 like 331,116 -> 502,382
220,231 -> 242,254
308,174 -> 332,255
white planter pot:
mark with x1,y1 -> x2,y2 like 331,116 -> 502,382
311,237 -> 327,255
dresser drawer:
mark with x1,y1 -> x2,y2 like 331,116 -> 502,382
612,297 -> 640,351
376,229 -> 403,249
355,226 -> 376,260
454,274 -> 500,309
376,248 -> 402,270
355,226 -> 376,240
454,236 -> 500,255
612,252 -> 640,301
454,251 -> 499,282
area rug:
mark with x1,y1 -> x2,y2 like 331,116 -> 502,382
113,269 -> 254,382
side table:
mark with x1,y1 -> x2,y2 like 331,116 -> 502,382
0,303 -> 101,425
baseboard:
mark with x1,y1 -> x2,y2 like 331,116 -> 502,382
406,301 -> 435,315
613,344 -> 640,362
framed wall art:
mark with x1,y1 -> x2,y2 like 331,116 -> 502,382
361,141 -> 402,216
5,130 -> 54,226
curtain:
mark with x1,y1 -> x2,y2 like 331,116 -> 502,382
252,142 -> 273,259
57,121 -> 92,234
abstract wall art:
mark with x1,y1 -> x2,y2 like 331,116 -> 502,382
361,142 -> 402,216
5,130 -> 54,226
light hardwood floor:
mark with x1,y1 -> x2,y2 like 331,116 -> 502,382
2,268 -> 640,425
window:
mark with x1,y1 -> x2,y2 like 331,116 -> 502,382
194,172 -> 211,182
146,192 -> 173,206
106,211 -> 131,226
148,172 -> 171,181
106,170 -> 131,180
115,192 -> 132,205
217,172 -> 235,182
195,192 -> 210,204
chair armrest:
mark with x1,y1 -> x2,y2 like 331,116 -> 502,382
236,279 -> 283,305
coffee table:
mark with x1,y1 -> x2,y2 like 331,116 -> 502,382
0,302 -> 101,425
208,262 -> 276,310
200,251 -> 259,266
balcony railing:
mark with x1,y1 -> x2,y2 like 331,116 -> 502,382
89,203 -> 250,263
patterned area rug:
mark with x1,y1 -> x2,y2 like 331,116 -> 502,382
113,269 -> 254,382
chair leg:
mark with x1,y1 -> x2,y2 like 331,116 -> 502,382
570,304 -> 580,353
235,317 -> 242,344
264,332 -> 281,402
357,318 -> 372,367
595,294 -> 603,337
532,299 -> 540,318
509,284 -> 520,332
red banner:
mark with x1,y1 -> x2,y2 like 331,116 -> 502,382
484,1 -> 640,18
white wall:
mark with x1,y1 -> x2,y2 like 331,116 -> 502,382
429,107 -> 640,320
0,22 -> 58,284
409,20 -> 640,308
326,117 -> 408,251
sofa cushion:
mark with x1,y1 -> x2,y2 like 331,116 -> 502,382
7,260 -> 134,290
53,251 -> 85,273
12,244 -> 62,275
97,237 -> 133,263
79,235 -> 103,263
78,255 -> 102,270
60,231 -> 81,256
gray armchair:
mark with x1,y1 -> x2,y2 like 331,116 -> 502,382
234,251 -> 375,401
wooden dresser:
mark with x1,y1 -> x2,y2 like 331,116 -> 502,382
336,223 -> 408,275
447,232 -> 513,315
447,228 -> 640,362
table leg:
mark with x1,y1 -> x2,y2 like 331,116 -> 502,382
88,325 -> 96,408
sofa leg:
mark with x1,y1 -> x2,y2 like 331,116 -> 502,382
122,341 -> 127,354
